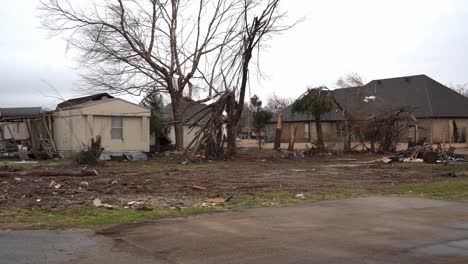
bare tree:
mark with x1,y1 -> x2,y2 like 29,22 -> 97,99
39,0 -> 250,150
182,0 -> 289,158
264,93 -> 292,113
449,83 -> 468,97
336,73 -> 365,88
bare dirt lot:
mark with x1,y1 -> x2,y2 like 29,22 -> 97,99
0,149 -> 467,229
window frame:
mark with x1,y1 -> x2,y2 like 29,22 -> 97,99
336,122 -> 346,138
111,116 -> 124,140
304,123 -> 310,139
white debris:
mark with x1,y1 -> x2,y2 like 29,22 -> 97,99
295,193 -> 306,199
363,96 -> 376,103
93,198 -> 114,209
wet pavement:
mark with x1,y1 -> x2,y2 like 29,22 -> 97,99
1,197 -> 468,263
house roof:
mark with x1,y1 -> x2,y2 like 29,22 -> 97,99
162,98 -> 210,125
56,93 -> 114,110
0,107 -> 46,120
277,75 -> 468,123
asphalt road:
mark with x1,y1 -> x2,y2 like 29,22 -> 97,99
1,197 -> 468,264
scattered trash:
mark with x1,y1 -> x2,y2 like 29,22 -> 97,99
389,182 -> 396,186
33,179 -> 41,184
295,193 -> 306,199
36,199 -> 41,202
289,169 -> 307,173
93,198 -> 114,209
180,160 -> 189,165
224,193 -> 235,202
194,153 -> 206,159
281,151 -> 305,159
377,143 -> 467,164
110,180 -> 118,185
124,200 -> 150,210
14,177 -> 25,183
441,172 -> 465,178
403,158 -> 424,163
49,180 -> 62,189
192,185 -> 207,191
205,197 -> 226,204
164,201 -> 186,210
79,181 -> 89,189
381,158 -> 393,164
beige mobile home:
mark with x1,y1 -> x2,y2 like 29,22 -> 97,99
53,94 -> 151,160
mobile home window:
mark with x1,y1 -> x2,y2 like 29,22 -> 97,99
304,123 -> 310,139
111,117 -> 123,139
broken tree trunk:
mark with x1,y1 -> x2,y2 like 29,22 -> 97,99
0,169 -> 98,177
273,113 -> 283,150
288,126 -> 297,151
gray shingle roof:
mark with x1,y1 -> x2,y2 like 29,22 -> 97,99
278,75 -> 468,123
56,93 -> 114,110
162,98 -> 210,125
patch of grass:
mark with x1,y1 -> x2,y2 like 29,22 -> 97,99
395,162 -> 468,171
0,191 -> 366,229
399,179 -> 468,200
0,207 -> 221,229
0,159 -> 74,170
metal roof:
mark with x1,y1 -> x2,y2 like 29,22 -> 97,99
0,107 -> 45,119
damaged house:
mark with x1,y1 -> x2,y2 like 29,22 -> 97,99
162,98 -> 211,149
0,107 -> 56,159
268,75 -> 468,146
54,94 -> 151,160
1,94 -> 151,160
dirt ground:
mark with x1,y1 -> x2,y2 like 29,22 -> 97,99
0,148 -> 465,212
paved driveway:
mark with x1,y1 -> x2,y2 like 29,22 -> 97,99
2,197 -> 468,263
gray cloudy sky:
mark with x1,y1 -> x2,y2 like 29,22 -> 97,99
1,0 -> 468,108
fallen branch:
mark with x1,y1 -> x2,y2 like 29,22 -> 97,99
0,169 -> 98,177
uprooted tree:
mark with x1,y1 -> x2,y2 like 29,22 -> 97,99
39,0 -> 286,151
180,0 -> 288,158
291,87 -> 334,152
349,107 -> 415,152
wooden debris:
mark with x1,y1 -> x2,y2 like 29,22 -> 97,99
206,198 -> 226,204
0,168 -> 98,177
192,185 -> 207,191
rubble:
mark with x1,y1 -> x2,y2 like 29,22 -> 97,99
295,193 -> 306,199
164,201 -> 187,210
280,151 -> 304,159
192,185 -> 207,191
124,200 -> 150,210
49,180 -> 62,189
377,144 -> 467,164
93,198 -> 114,209
0,168 -> 98,177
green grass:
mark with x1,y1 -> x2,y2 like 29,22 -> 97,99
0,192 -> 349,229
2,180 -> 468,229
0,159 -> 74,170
0,207 -> 221,229
399,179 -> 468,200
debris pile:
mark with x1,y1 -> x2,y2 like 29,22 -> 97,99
377,144 -> 467,164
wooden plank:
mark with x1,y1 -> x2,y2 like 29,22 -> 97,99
42,116 -> 57,153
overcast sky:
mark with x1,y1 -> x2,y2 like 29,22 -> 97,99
1,0 -> 468,108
